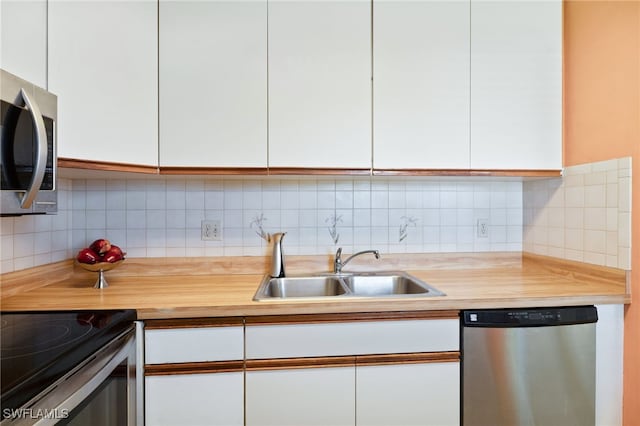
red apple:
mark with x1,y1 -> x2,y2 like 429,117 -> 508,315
89,238 -> 111,255
102,245 -> 125,263
77,248 -> 100,264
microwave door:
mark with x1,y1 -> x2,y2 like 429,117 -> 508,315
0,102 -> 24,190
1,92 -> 49,211
3,89 -> 48,208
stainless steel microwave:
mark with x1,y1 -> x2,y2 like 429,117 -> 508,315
1,69 -> 57,216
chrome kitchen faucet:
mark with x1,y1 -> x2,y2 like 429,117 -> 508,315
333,247 -> 380,274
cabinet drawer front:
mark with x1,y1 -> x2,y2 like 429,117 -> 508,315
145,327 -> 243,364
246,319 -> 459,359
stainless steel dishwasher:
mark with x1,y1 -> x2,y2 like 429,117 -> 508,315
461,306 -> 598,426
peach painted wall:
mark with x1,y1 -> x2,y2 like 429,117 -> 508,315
563,1 -> 640,424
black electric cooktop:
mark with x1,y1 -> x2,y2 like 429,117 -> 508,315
0,310 -> 136,416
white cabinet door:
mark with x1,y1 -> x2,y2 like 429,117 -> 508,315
48,0 -> 158,166
0,0 -> 48,88
159,0 -> 267,168
373,0 -> 470,170
145,372 -> 243,426
246,367 -> 356,426
470,0 -> 562,170
356,362 -> 460,426
268,0 -> 371,169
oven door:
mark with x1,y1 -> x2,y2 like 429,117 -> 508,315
1,327 -> 138,426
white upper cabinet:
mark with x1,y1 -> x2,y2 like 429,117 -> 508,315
159,0 -> 267,168
268,0 -> 372,169
373,0 -> 470,170
48,0 -> 158,166
470,0 -> 562,170
0,0 -> 48,88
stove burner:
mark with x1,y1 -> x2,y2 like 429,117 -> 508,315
1,318 -> 94,359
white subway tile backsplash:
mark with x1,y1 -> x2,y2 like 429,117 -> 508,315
14,256 -> 35,271
371,191 -> 389,209
584,252 -> 606,265
34,215 -> 52,233
371,209 -> 389,227
606,231 -> 618,256
34,232 -> 52,255
491,191 -> 507,209
440,209 -> 457,227
205,191 -> 224,210
126,191 -> 146,210
585,208 -> 606,230
585,172 -> 607,186
107,191 -> 127,210
262,192 -> 281,210
336,191 -> 354,209
86,190 -> 106,210
565,208 -> 584,229
0,220 -> 14,236
107,210 -> 126,230
316,191 -> 336,210
1,235 -> 14,260
585,185 -> 606,208
2,177 -> 529,273
584,230 -> 606,253
490,209 -> 507,226
14,233 -> 34,258
619,177 -> 631,212
14,216 -> 35,234
473,192 -> 491,209
440,191 -> 457,209
406,192 -> 422,209
565,186 -> 585,208
618,213 -> 631,248
524,157 -> 632,270
224,191 -> 243,209
618,247 -> 631,270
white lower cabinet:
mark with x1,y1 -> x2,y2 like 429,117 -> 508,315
145,372 -> 243,426
246,366 -> 356,426
143,320 -> 244,426
356,362 -> 460,426
244,313 -> 460,426
143,314 -> 460,425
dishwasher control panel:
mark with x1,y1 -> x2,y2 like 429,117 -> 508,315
462,306 -> 598,327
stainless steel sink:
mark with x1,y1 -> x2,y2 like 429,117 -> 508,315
259,276 -> 347,298
253,271 -> 445,301
344,274 -> 439,296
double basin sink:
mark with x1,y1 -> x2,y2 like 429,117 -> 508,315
253,271 -> 445,301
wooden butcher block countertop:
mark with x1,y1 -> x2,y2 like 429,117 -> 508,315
0,253 -> 630,320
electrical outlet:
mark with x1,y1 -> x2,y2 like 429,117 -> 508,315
477,218 -> 489,238
201,220 -> 222,241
